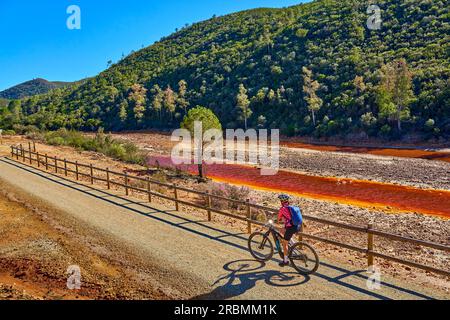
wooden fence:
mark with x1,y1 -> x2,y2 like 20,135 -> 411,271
9,144 -> 450,277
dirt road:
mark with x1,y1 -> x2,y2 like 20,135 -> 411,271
0,157 -> 446,300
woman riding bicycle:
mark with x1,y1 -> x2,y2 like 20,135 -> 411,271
277,194 -> 302,267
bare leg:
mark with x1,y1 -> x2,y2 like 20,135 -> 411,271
282,239 -> 289,261
280,228 -> 289,262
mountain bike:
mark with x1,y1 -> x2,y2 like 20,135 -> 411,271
248,220 -> 320,275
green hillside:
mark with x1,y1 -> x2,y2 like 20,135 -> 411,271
0,78 -> 72,100
1,0 -> 449,140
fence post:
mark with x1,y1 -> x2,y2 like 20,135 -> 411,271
10,146 -> 13,158
246,199 -> 252,234
206,191 -> 212,222
21,144 -> 25,162
174,184 -> 179,211
64,159 -> 68,176
125,172 -> 129,196
54,157 -> 58,173
29,148 -> 32,164
33,141 -> 36,152
147,177 -> 152,202
106,168 -> 110,190
367,223 -> 374,267
16,146 -> 19,160
45,154 -> 48,170
75,161 -> 79,180
37,152 -> 40,168
90,164 -> 94,184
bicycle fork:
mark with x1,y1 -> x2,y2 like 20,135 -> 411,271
258,231 -> 272,250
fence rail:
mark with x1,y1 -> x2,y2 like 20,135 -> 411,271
9,144 -> 450,277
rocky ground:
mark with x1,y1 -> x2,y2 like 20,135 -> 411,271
280,148 -> 450,190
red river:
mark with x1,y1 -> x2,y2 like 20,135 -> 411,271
149,156 -> 450,219
281,142 -> 450,163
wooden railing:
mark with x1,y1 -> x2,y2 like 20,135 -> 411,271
9,144 -> 450,277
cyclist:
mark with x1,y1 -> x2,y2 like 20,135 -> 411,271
277,194 -> 302,267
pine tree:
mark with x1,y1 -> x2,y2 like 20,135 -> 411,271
236,84 -> 252,130
128,84 -> 147,123
177,80 -> 189,115
163,86 -> 176,120
302,67 -> 322,126
119,100 -> 128,123
378,59 -> 414,131
151,84 -> 163,121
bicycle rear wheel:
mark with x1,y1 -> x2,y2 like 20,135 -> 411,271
248,232 -> 274,262
289,242 -> 320,275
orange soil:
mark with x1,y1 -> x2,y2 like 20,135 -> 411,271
149,156 -> 450,219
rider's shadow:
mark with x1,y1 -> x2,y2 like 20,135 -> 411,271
192,260 -> 310,300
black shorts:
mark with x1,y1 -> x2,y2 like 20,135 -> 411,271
284,225 -> 299,241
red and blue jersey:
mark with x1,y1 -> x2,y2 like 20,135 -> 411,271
278,205 -> 292,228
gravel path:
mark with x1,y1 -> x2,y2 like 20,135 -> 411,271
0,157 -> 445,300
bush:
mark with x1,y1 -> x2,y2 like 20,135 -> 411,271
380,124 -> 392,137
206,182 -> 251,211
105,143 -> 127,160
12,124 -> 39,135
39,129 -> 146,165
2,130 -> 16,136
47,136 -> 66,146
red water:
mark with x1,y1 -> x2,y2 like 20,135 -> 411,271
149,156 -> 450,219
282,142 -> 450,163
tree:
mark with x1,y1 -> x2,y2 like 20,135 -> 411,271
180,106 -> 222,178
302,67 -> 322,126
119,100 -> 128,123
361,112 -> 377,128
353,75 -> 366,95
257,115 -> 267,128
236,84 -> 252,130
163,86 -> 176,120
128,84 -> 147,123
151,85 -> 163,120
377,59 -> 414,132
177,80 -> 189,115
261,26 -> 274,54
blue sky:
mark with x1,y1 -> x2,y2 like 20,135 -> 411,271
0,0 -> 306,91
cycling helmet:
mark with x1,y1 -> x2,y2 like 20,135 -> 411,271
278,194 -> 291,202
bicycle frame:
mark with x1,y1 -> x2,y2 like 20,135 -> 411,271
262,224 -> 285,259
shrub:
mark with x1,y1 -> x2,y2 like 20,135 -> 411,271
206,182 -> 251,211
47,136 -> 66,146
105,143 -> 127,160
2,130 -> 16,135
39,129 -> 146,165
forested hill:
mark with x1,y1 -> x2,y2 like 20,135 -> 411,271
0,79 -> 72,100
2,0 -> 449,140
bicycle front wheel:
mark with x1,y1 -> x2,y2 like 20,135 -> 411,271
248,232 -> 274,262
289,242 -> 320,275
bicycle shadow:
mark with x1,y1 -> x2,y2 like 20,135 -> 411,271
192,259 -> 310,300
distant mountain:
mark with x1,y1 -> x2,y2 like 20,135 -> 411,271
0,79 -> 72,100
